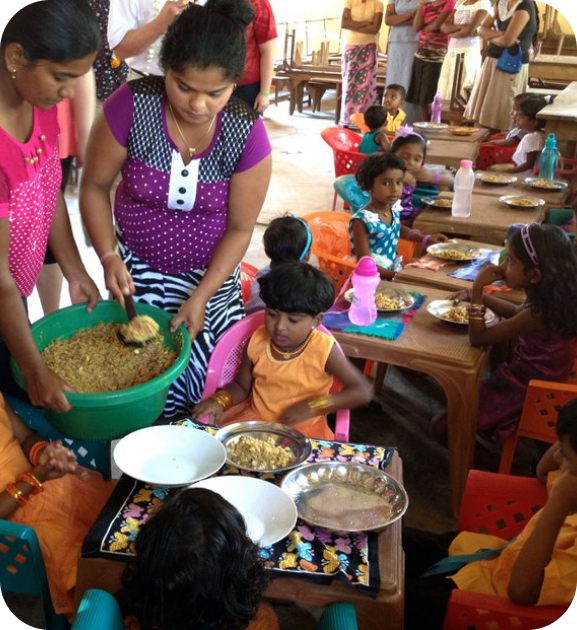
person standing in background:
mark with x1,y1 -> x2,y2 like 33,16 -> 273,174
234,0 -> 277,115
340,0 -> 384,128
108,0 -> 190,78
384,0 -> 420,124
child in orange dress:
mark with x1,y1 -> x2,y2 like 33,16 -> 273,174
191,262 -> 372,439
0,393 -> 114,615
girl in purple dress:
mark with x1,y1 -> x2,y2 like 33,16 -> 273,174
455,224 -> 577,444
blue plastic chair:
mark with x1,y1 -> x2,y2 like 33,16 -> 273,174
0,520 -> 70,630
72,589 -> 358,630
4,395 -> 111,475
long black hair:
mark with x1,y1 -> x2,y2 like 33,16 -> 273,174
160,0 -> 255,80
117,488 -> 268,630
355,153 -> 406,191
509,224 -> 577,339
1,0 -> 101,62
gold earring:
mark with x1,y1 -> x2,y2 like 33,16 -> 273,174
11,69 -> 16,80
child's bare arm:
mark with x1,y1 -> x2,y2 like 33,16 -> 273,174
490,137 -> 519,146
508,471 -> 577,605
504,150 -> 540,174
536,443 -> 561,483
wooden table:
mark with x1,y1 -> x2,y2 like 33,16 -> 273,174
416,127 -> 490,145
394,240 -> 524,304
529,55 -> 577,83
473,172 -> 568,207
426,139 -> 481,169
75,446 -> 405,630
537,82 -> 577,157
413,193 -> 545,245
332,282 -> 488,516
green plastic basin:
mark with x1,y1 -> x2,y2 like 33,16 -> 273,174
10,301 -> 191,441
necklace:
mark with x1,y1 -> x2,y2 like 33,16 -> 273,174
269,333 -> 314,359
168,102 -> 216,158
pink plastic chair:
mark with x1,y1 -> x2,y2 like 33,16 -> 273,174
202,311 -> 351,441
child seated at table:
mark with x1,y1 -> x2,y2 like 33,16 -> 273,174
489,96 -> 547,173
0,393 -> 114,615
245,215 -> 312,314
117,487 -> 278,630
488,92 -> 530,147
359,106 -> 391,154
192,262 -> 372,439
351,84 -> 407,137
405,397 -> 577,630
390,126 -> 454,226
349,153 -> 447,279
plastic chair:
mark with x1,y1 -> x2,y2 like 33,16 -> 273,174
5,395 -> 111,476
443,470 -> 567,629
202,311 -> 350,442
301,211 -> 417,292
320,127 -> 366,211
240,261 -> 259,305
72,590 -> 357,630
72,589 -> 124,630
476,136 -> 516,171
1,520 -> 70,630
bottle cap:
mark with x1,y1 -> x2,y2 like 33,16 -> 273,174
545,133 -> 557,148
460,159 -> 473,169
354,256 -> 379,277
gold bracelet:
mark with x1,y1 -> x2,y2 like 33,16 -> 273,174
19,472 -> 44,495
211,390 -> 233,412
6,483 -> 28,506
307,395 -> 334,414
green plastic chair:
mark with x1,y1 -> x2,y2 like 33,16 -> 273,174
0,520 -> 70,630
72,590 -> 358,630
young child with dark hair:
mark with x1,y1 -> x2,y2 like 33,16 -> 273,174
117,487 -> 277,630
488,92 -> 531,147
489,96 -> 547,173
404,397 -> 577,630
349,153 -> 447,279
359,105 -> 390,154
192,262 -> 372,439
245,215 -> 312,314
382,83 -> 407,131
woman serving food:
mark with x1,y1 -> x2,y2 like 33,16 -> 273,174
81,0 -> 272,417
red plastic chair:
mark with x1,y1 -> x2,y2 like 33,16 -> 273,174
476,135 -> 516,171
240,261 -> 259,305
442,470 -> 568,629
201,311 -> 350,442
321,127 -> 366,211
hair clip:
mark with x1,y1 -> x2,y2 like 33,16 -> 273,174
520,223 -> 539,266
294,217 -> 313,260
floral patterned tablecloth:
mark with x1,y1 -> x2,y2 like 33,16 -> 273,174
81,420 -> 395,595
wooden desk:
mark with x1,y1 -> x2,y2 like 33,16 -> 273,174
417,127 -> 490,145
333,283 -> 488,516
473,172 -> 568,207
394,240 -> 524,305
75,446 -> 405,630
426,139 -> 481,169
529,55 -> 577,83
537,82 -> 577,157
414,193 -> 545,245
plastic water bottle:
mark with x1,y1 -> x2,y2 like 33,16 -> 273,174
539,133 -> 558,181
348,257 -> 381,326
451,159 -> 475,218
430,93 -> 443,124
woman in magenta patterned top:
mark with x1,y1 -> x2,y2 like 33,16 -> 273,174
81,0 -> 272,417
0,0 -> 101,411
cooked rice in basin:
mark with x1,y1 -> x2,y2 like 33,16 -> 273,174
42,323 -> 178,393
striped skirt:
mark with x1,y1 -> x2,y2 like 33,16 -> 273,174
119,239 -> 245,418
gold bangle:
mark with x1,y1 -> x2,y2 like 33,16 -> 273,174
307,395 -> 334,414
211,390 -> 233,412
19,472 -> 44,495
6,483 -> 28,506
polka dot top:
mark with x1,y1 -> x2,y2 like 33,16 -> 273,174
349,202 -> 402,263
103,77 -> 272,273
0,107 -> 61,297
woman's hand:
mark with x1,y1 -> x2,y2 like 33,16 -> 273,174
26,365 -> 74,413
35,440 -> 78,481
68,274 -> 101,312
190,399 -> 224,423
102,255 -> 135,306
171,294 -> 206,340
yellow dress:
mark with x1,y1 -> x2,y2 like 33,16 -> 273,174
450,471 -> 577,606
0,394 -> 114,614
221,326 -> 335,440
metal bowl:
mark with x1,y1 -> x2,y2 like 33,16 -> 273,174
413,121 -> 449,134
479,173 -> 517,185
449,126 -> 477,136
422,196 -> 453,210
523,177 -> 568,191
281,462 -> 408,532
499,195 -> 546,209
215,421 -> 311,473
344,286 -> 415,313
427,242 -> 481,262
427,299 -> 497,326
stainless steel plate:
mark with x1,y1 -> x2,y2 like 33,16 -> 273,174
215,421 -> 311,474
523,177 -> 568,191
427,299 -> 497,326
344,286 -> 415,313
427,243 -> 481,262
281,462 -> 408,532
479,174 -> 517,185
413,121 -> 449,133
422,196 -> 453,210
499,195 -> 546,209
